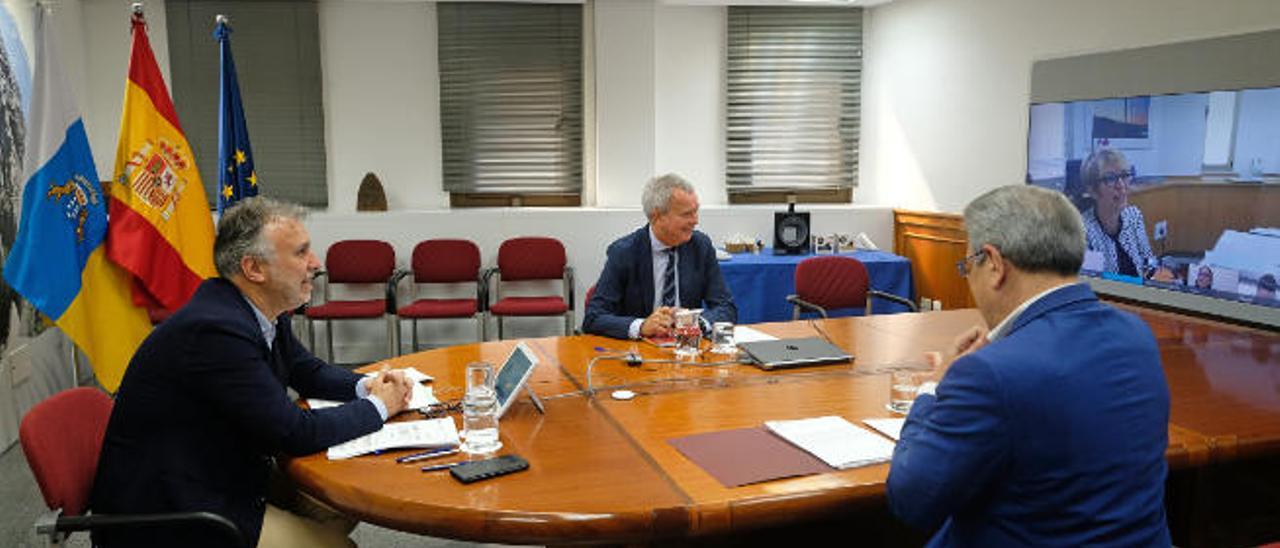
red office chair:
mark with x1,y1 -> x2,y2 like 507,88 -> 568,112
786,255 -> 918,319
486,237 -> 575,339
304,239 -> 396,363
20,388 -> 243,546
391,239 -> 486,353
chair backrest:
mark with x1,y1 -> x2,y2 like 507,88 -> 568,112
20,387 -> 114,516
497,237 -> 566,281
325,240 -> 396,283
412,239 -> 481,283
794,255 -> 870,312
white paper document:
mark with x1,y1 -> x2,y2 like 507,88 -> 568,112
326,417 -> 460,460
863,418 -> 906,441
733,326 -> 778,343
764,415 -> 895,470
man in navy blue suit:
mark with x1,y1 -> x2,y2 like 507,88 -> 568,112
582,174 -> 736,340
92,197 -> 412,548
887,185 -> 1171,546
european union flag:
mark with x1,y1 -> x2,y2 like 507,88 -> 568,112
215,16 -> 258,214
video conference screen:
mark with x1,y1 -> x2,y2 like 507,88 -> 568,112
1026,88 -> 1280,309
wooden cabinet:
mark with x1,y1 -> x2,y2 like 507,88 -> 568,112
893,210 -> 973,310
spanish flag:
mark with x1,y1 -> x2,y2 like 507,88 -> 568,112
107,7 -> 215,312
4,6 -> 151,392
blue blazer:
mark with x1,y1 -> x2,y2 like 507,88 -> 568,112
92,278 -> 384,547
582,226 -> 736,339
887,283 -> 1171,547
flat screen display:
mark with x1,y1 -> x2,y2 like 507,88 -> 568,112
1026,88 -> 1280,315
494,341 -> 538,418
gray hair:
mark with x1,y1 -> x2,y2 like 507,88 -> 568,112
214,196 -> 309,278
1080,148 -> 1130,189
641,173 -> 696,218
963,185 -> 1085,276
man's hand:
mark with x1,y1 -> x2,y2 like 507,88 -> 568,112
919,324 -> 989,385
368,368 -> 413,418
640,306 -> 675,337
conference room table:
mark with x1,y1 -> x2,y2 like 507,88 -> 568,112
285,305 -> 1280,545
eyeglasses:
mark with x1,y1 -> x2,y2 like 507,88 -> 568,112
1094,170 -> 1133,189
956,250 -> 986,277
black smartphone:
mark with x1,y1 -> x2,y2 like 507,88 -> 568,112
450,455 -> 529,484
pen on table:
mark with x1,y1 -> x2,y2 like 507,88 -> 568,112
396,448 -> 459,464
421,462 -> 461,472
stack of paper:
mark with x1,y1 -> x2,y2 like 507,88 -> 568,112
327,417 -> 460,460
764,416 -> 895,470
307,368 -> 439,411
863,417 -> 906,441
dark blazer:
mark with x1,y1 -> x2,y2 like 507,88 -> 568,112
582,226 -> 736,339
887,283 -> 1171,547
92,278 -> 383,547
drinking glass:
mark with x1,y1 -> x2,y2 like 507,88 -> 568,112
673,309 -> 703,361
887,370 -> 921,415
461,361 -> 502,455
710,322 -> 737,355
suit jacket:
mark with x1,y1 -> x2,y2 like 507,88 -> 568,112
582,226 -> 736,339
92,278 -> 383,547
887,283 -> 1171,547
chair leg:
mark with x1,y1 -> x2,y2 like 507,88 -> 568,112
387,315 -> 398,358
325,319 -> 334,364
476,314 -> 485,342
308,317 -> 316,353
412,319 -> 420,353
564,313 -> 572,336
497,317 -> 504,340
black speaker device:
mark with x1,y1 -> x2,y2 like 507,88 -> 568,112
773,203 -> 811,255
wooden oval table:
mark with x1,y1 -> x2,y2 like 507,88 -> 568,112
285,307 -> 1279,545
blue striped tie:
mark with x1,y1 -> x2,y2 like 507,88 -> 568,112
661,248 -> 676,307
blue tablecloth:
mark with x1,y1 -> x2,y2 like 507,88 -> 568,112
719,248 -> 914,324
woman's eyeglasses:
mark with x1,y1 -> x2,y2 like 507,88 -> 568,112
1094,169 -> 1134,189
956,250 -> 986,277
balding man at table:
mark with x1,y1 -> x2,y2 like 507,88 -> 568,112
887,185 -> 1171,546
582,173 -> 736,340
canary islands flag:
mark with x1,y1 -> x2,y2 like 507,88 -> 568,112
215,17 -> 259,214
4,7 -> 151,392
107,7 -> 215,312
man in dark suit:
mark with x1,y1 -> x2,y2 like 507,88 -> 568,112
887,185 -> 1171,546
92,197 -> 412,548
582,173 -> 735,340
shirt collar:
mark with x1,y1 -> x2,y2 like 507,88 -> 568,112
649,226 -> 675,253
986,282 -> 1075,341
239,291 -> 277,349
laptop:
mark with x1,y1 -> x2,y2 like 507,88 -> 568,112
739,337 -> 853,370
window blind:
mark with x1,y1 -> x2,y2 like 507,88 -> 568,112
166,0 -> 328,208
726,6 -> 862,193
437,3 -> 583,195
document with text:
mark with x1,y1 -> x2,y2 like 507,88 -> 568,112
326,418 -> 460,460
764,416 -> 894,470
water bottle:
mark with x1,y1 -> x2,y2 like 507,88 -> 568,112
461,361 -> 502,455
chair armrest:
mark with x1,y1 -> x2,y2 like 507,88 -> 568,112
43,511 -> 244,547
868,290 -> 919,312
481,267 -> 500,311
564,266 -> 576,311
785,295 -> 829,319
387,269 -> 412,314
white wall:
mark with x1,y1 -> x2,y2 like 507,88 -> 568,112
860,0 -> 1280,213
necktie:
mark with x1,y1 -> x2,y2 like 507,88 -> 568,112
661,248 -> 677,307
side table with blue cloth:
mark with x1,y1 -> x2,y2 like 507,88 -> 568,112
720,249 -> 914,324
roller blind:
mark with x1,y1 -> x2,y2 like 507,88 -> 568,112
437,3 -> 583,195
726,6 -> 862,193
166,0 -> 328,208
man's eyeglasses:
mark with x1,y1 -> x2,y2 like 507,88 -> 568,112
956,250 -> 986,277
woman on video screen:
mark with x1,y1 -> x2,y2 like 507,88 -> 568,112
1079,149 -> 1155,277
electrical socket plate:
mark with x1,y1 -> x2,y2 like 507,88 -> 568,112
1154,220 -> 1168,241
932,300 -> 943,311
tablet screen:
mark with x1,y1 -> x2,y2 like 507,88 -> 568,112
494,342 -> 538,418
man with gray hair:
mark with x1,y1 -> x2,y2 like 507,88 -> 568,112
886,185 -> 1170,546
93,197 -> 411,548
583,173 -> 735,339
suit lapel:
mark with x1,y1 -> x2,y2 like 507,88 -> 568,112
638,226 -> 655,314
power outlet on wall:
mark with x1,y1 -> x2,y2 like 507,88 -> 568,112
1154,220 -> 1168,241
920,297 -> 933,311
932,300 -> 943,311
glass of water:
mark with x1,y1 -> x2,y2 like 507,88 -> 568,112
461,361 -> 502,455
887,370 -> 921,415
710,322 -> 737,355
673,309 -> 703,361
